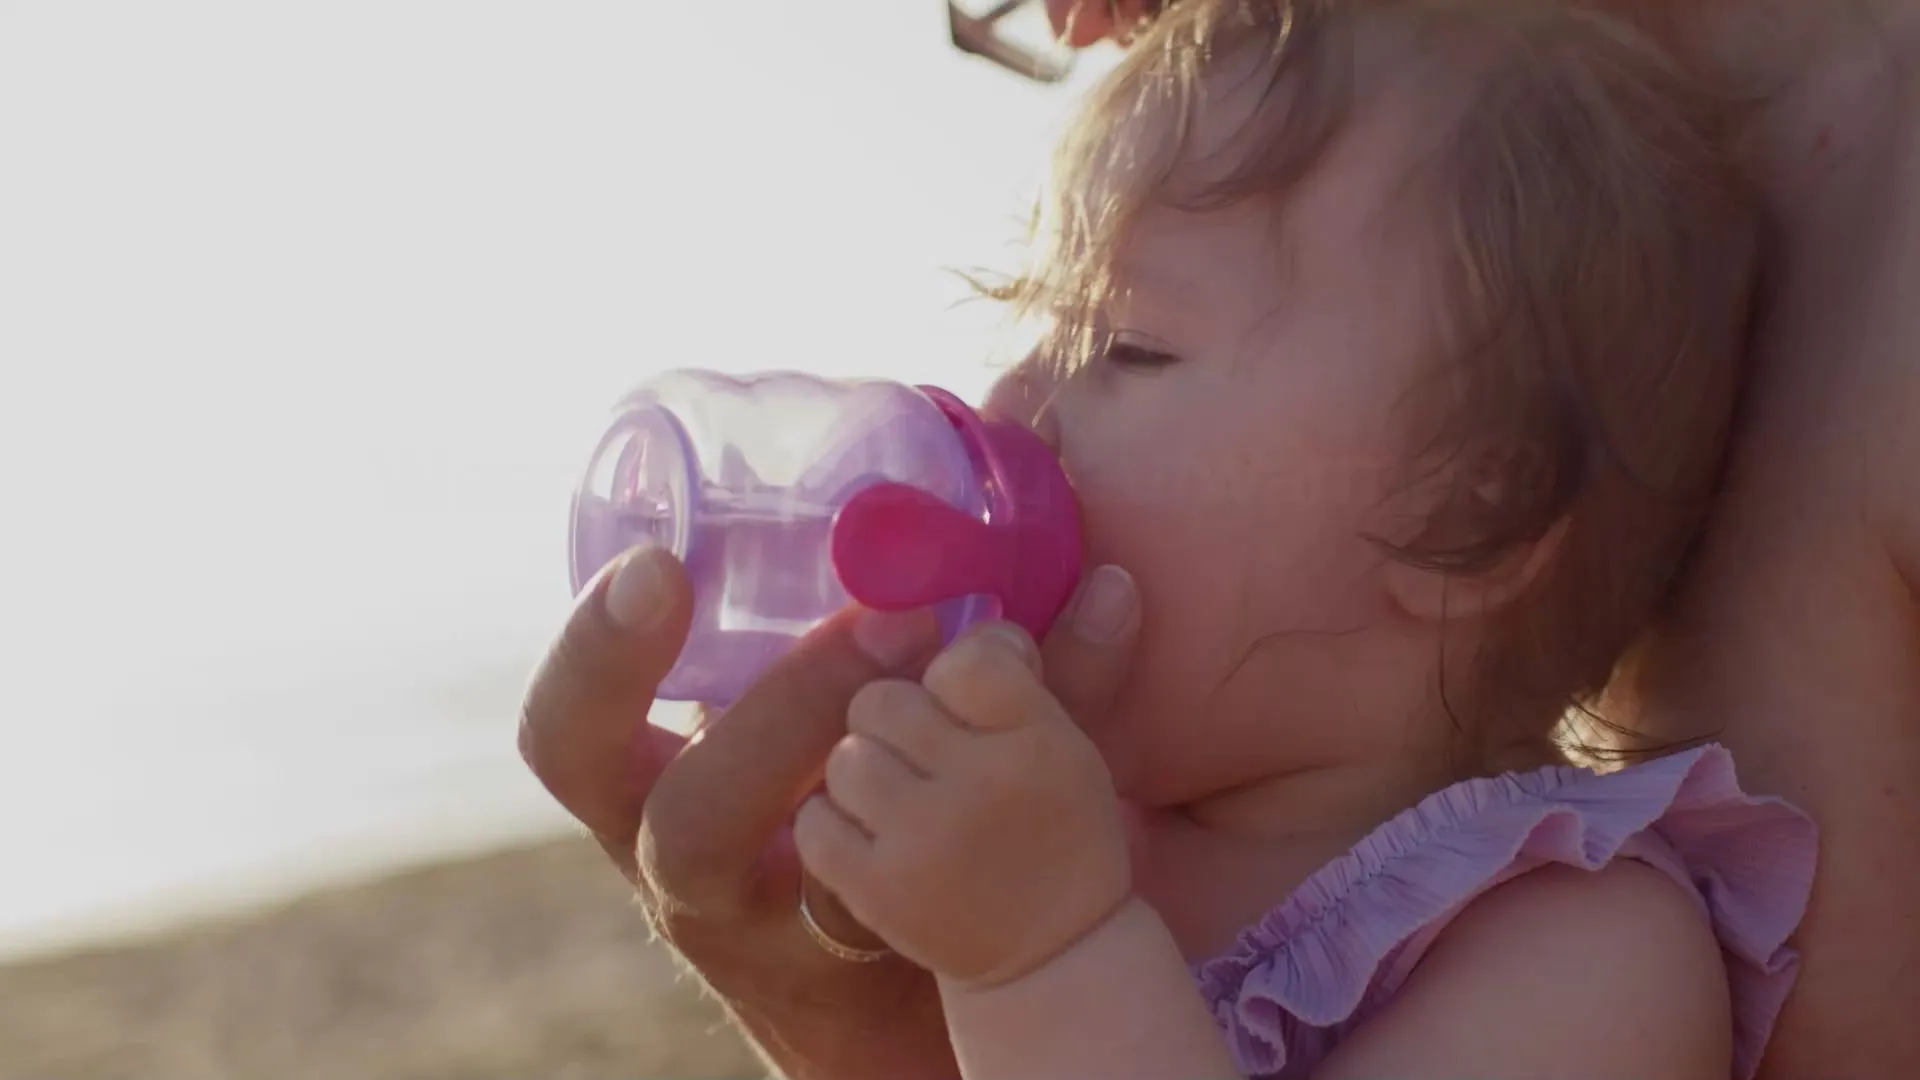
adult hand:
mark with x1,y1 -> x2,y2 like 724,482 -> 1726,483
519,544 -> 1142,1080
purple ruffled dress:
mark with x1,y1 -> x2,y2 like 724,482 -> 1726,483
1191,744 -> 1817,1080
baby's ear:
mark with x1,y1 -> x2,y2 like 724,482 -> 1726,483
1380,447 -> 1572,623
1383,514 -> 1569,623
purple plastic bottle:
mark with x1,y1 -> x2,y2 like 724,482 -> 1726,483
569,370 -> 1084,706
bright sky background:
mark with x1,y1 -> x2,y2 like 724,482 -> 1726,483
0,1 -> 1117,959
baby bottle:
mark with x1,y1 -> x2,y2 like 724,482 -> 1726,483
568,370 -> 1083,706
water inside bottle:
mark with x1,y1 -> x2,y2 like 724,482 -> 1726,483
684,479 -> 850,637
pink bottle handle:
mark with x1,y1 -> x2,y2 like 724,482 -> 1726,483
829,387 -> 1083,640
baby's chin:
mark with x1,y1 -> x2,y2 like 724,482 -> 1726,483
1087,713 -> 1244,810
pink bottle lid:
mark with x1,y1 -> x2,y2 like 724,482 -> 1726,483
829,386 -> 1084,642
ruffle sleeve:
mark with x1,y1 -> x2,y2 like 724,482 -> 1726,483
1191,744 -> 1816,1079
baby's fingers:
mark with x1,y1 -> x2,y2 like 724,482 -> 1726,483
921,623 -> 1050,733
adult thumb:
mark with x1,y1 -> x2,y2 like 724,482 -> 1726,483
519,544 -> 694,883
1037,565 -> 1141,726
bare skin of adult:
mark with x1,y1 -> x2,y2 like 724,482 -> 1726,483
518,1 -> 1920,1077
1623,8 -> 1920,1077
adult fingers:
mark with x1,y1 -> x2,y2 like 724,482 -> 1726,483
1038,565 -> 1142,727
519,545 -> 694,883
1038,565 -> 1150,871
637,606 -> 942,920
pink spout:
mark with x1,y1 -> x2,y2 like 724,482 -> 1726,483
829,387 -> 1083,641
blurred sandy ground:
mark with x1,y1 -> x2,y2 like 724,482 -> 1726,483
0,839 -> 763,1080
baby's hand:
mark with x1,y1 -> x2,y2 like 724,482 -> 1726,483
794,622 -> 1133,989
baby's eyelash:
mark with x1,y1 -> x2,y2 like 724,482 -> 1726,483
1100,338 -> 1183,370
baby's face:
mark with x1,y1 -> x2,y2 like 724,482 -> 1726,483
984,43 -> 1466,806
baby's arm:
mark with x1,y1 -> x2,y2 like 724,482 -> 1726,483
1317,860 -> 1730,1080
939,897 -> 1243,1080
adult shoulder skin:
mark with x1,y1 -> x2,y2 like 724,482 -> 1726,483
1629,4 -> 1920,1076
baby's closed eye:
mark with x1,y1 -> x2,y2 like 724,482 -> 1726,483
1098,334 -> 1184,372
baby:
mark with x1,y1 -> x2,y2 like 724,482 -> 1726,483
794,2 -> 1817,1077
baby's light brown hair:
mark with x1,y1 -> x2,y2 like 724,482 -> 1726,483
1000,0 -> 1760,761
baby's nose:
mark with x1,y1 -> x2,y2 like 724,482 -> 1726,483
981,360 -> 1062,453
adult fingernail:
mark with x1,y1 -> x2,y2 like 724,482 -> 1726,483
853,608 -> 938,671
604,546 -> 669,632
1069,565 -> 1137,644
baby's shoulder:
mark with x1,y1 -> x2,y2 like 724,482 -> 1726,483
1437,855 -> 1718,970
1437,852 -> 1720,967
1311,858 -> 1732,1080
1428,858 -> 1727,1014
1194,744 -> 1816,1079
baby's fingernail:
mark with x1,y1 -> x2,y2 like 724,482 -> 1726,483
977,623 -> 1038,669
1068,565 -> 1137,644
603,546 -> 670,632
853,608 -> 939,671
